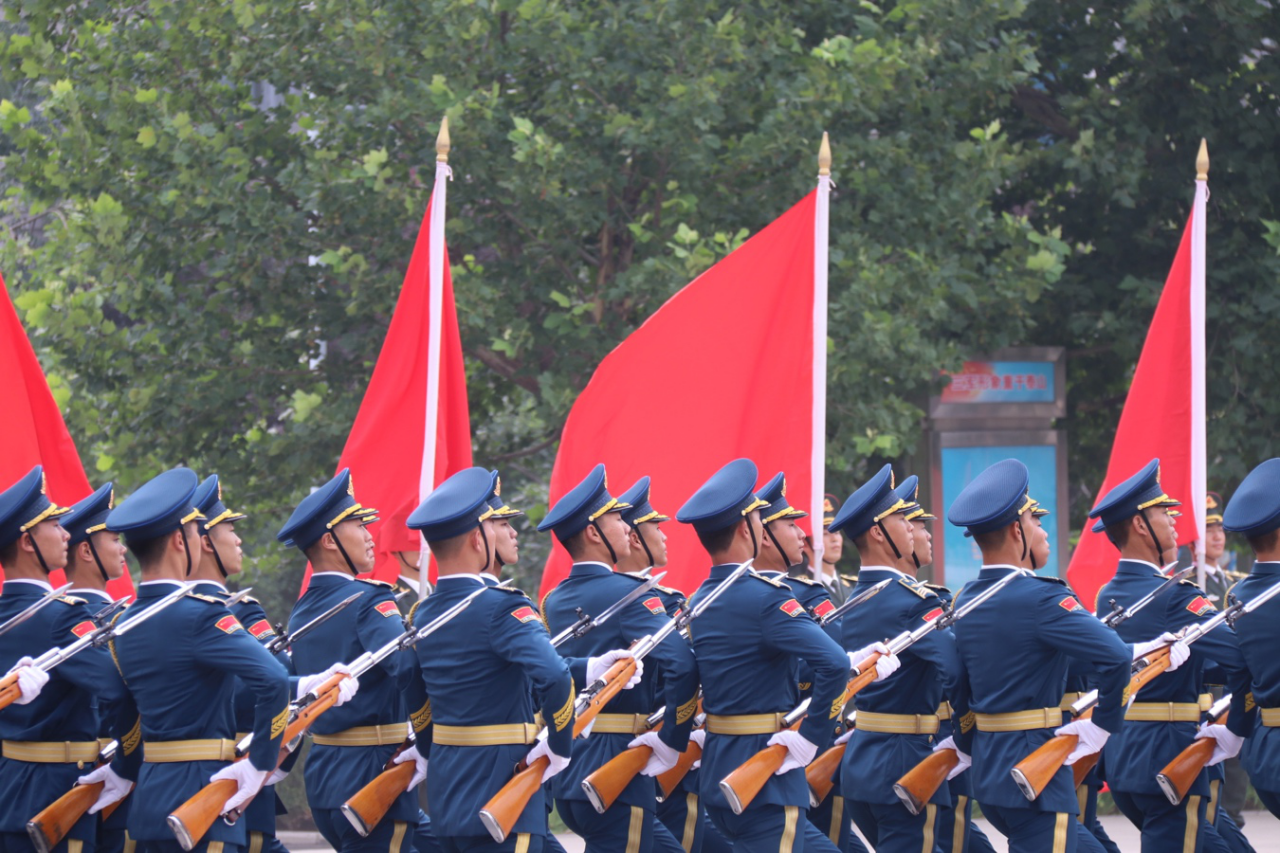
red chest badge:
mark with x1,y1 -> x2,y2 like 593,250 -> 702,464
512,606 -> 539,624
375,601 -> 399,618
922,607 -> 944,623
780,599 -> 804,617
1059,597 -> 1082,612
813,600 -> 836,619
1187,596 -> 1214,616
215,615 -> 243,634
248,619 -> 275,639
70,620 -> 96,638
641,596 -> 666,615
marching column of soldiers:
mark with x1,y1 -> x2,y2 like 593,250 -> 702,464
3,450 -> 1280,853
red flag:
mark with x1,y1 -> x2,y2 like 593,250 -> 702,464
1066,207 -> 1201,610
298,198 -> 472,593
538,192 -> 821,597
0,274 -> 133,598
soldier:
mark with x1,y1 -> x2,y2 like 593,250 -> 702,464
279,469 -> 424,853
402,466 -> 581,851
480,471 -> 523,587
0,466 -> 124,853
827,467 -> 960,852
1090,459 -> 1251,852
60,482 -> 133,853
677,458 -> 890,852
944,459 -> 1135,853
79,468 -> 293,853
539,464 -> 698,852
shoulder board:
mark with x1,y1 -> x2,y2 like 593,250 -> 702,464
616,572 -> 649,584
748,570 -> 789,589
1178,578 -> 1201,588
237,594 -> 260,605
898,577 -> 932,599
186,593 -> 228,605
357,578 -> 395,589
789,575 -> 821,587
1226,570 -> 1249,580
839,573 -> 859,585
655,584 -> 683,597
54,594 -> 87,605
922,582 -> 951,594
1030,575 -> 1068,587
490,584 -> 529,598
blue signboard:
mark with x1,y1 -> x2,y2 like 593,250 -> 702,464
940,444 -> 1060,589
940,360 -> 1056,405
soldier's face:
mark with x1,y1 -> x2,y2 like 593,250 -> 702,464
600,511 -> 632,560
31,519 -> 70,570
1205,523 -> 1226,562
822,527 -> 842,564
911,520 -> 932,566
1024,510 -> 1050,566
637,521 -> 668,567
207,522 -> 244,575
89,530 -> 128,579
494,518 -> 519,565
334,519 -> 375,572
888,512 -> 915,559
770,518 -> 806,565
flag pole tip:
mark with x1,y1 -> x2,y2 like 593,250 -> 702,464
436,117 -> 451,164
1196,138 -> 1208,181
818,132 -> 831,177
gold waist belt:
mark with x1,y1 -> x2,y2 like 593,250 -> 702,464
705,713 -> 786,736
855,712 -> 940,735
936,702 -> 953,720
974,708 -> 1061,732
1259,708 -> 1280,727
2,740 -> 100,764
590,713 -> 653,735
432,723 -> 540,746
144,739 -> 238,763
312,722 -> 409,747
1125,702 -> 1204,723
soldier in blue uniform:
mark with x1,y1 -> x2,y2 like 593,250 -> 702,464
480,471 -> 524,588
0,467 -> 125,853
279,468 -> 430,853
403,466 -> 580,852
60,482 -> 133,853
1222,458 -> 1280,822
539,464 -> 699,853
677,458 -> 882,852
1090,459 -> 1250,853
827,466 -> 959,852
80,468 -> 291,853
946,459 -> 1134,853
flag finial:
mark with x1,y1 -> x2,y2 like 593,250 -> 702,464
818,132 -> 831,177
436,116 -> 451,164
1196,138 -> 1209,181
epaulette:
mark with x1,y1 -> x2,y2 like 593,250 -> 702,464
237,594 -> 261,605
898,577 -> 931,599
923,582 -> 951,595
655,584 -> 684,598
788,575 -> 822,587
839,573 -> 859,585
1178,578 -> 1203,590
1226,569 -> 1249,580
490,583 -> 530,598
617,572 -> 650,584
1030,575 -> 1068,587
357,578 -> 396,589
748,570 -> 788,589
187,592 -> 227,605
54,594 -> 87,606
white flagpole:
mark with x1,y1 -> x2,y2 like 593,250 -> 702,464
1191,139 -> 1208,586
810,133 -> 831,571
418,117 -> 452,599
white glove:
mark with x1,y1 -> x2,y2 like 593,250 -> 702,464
1053,718 -> 1111,765
586,649 -> 643,689
933,736 -> 972,780
296,663 -> 359,705
689,729 -> 705,770
210,760 -> 270,814
76,763 -> 132,814
628,730 -> 680,776
834,727 -> 854,746
6,656 -> 49,705
1195,723 -> 1244,766
766,729 -> 818,775
849,643 -> 899,682
392,743 -> 428,790
1131,632 -> 1190,672
526,737 -> 571,783
265,767 -> 289,787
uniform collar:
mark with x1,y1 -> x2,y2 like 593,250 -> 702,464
1116,559 -> 1163,576
1251,561 -> 1280,575
70,588 -> 113,601
5,577 -> 54,592
708,562 -> 742,579
189,580 -> 228,594
310,571 -> 356,583
858,566 -> 906,579
570,561 -> 613,577
137,579 -> 186,598
437,573 -> 487,587
980,564 -> 1031,577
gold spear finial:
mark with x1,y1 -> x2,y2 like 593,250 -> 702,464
436,116 -> 451,164
818,132 -> 831,177
1196,138 -> 1209,181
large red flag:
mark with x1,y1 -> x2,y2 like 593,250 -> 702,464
538,192 -> 824,597
0,273 -> 133,598
298,195 -> 472,593
1066,190 -> 1206,611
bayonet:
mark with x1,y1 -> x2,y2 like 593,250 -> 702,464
819,579 -> 892,625
222,587 -> 254,608
1100,568 -> 1193,628
266,593 -> 362,656
0,584 -> 73,638
551,572 -> 668,647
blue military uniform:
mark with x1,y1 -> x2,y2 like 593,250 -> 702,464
1090,460 -> 1251,853
678,459 -> 850,852
948,460 -> 1132,853
827,466 -> 964,852
539,465 -> 699,853
106,469 -> 290,853
405,466 -> 575,852
279,469 -> 422,853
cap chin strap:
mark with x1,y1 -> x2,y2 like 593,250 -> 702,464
205,534 -> 230,579
632,524 -> 656,569
86,536 -> 111,583
763,524 -> 798,570
875,519 -> 904,562
27,532 -> 54,576
180,527 -> 194,577
1016,519 -> 1038,571
1138,509 -> 1167,567
330,529 -> 360,576
591,519 -> 619,566
478,523 -> 492,573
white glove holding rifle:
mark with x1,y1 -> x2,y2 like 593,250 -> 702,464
933,736 -> 971,780
1131,632 -> 1189,672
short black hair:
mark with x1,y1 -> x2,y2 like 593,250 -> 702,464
0,538 -> 20,570
695,522 -> 739,556
561,528 -> 590,561
426,530 -> 471,561
126,531 -> 171,567
1104,520 -> 1133,549
1248,529 -> 1280,554
972,526 -> 1008,553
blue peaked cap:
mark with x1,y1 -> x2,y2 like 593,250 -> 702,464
619,477 -> 670,527
409,467 -> 497,541
106,468 -> 202,542
538,464 -> 630,542
896,474 -> 936,522
756,472 -> 807,525
277,468 -> 378,551
1087,459 -> 1180,534
193,474 -> 247,535
948,459 -> 1037,537
830,464 -> 908,539
486,470 -> 524,520
1223,458 -> 1280,538
0,466 -> 71,549
676,459 -> 769,535
61,483 -> 115,546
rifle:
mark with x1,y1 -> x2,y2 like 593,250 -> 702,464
264,593 -> 361,656
1098,568 -> 1192,629
1156,693 -> 1231,805
223,587 -> 254,608
580,707 -> 665,813
0,584 -> 73,638
338,574 -> 669,836
477,559 -> 754,843
0,586 -> 187,710
166,582 -> 491,851
817,579 -> 892,626
656,711 -> 706,802
89,598 -> 130,629
723,569 -> 1018,815
806,710 -> 855,807
26,741 -> 131,853
1009,575 -> 1280,802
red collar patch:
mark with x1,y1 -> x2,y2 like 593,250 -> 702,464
780,599 -> 804,617
215,615 -> 243,634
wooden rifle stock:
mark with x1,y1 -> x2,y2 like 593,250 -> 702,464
27,783 -> 103,853
892,748 -> 959,815
1156,709 -> 1228,805
478,657 -> 638,843
1011,647 -> 1172,802
656,736 -> 702,801
340,739 -> 417,836
167,672 -> 348,850
581,721 -> 663,814
0,674 -> 23,710
1072,752 -> 1099,789
805,743 -> 845,808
